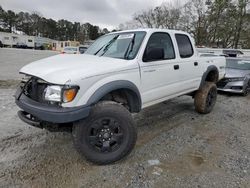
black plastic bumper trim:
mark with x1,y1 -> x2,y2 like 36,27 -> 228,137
18,110 -> 42,127
15,88 -> 91,123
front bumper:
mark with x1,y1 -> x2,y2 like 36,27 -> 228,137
217,88 -> 244,94
217,80 -> 245,94
15,86 -> 90,124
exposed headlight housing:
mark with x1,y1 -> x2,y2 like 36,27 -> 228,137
21,74 -> 32,82
44,85 -> 79,103
44,85 -> 62,102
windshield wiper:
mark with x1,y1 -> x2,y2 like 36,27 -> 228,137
98,35 -> 119,56
94,44 -> 105,55
93,35 -> 119,55
124,34 -> 136,60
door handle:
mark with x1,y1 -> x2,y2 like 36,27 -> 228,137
194,62 -> 198,66
174,65 -> 179,70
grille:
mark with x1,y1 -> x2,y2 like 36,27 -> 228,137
22,77 -> 48,103
217,79 -> 228,88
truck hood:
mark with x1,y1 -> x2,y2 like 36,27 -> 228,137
225,68 -> 250,78
20,54 -> 130,84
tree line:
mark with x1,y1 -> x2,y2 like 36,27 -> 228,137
119,0 -> 250,48
1,1 -> 249,48
0,6 -> 109,43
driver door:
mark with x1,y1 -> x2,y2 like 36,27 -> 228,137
139,32 -> 182,106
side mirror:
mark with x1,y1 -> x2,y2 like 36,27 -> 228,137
144,48 -> 164,62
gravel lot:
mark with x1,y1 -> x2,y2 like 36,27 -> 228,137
0,49 -> 249,188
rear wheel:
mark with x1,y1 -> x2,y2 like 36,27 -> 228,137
72,101 -> 137,165
194,82 -> 217,114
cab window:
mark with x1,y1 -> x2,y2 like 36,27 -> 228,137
175,34 -> 194,58
143,32 -> 175,62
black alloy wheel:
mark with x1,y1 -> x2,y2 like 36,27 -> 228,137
87,117 -> 124,153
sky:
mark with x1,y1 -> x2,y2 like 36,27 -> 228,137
0,0 -> 172,30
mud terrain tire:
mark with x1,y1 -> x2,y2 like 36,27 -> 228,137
194,82 -> 217,114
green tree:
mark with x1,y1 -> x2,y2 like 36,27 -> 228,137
233,0 -> 249,48
0,6 -> 108,43
0,6 -> 6,31
2,10 -> 17,32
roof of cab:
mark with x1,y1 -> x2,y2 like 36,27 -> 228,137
110,28 -> 189,35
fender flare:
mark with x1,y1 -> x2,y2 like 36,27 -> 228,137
199,65 -> 219,89
86,80 -> 142,112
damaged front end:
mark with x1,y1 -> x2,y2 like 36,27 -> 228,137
16,75 -> 61,105
15,75 -> 90,131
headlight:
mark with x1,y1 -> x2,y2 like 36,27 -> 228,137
44,85 -> 79,103
44,85 -> 62,102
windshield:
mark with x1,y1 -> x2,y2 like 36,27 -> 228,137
226,58 -> 250,70
85,31 -> 146,60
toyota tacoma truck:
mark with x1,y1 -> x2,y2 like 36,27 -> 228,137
15,29 -> 225,164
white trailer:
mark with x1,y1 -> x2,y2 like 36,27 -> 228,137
0,32 -> 35,48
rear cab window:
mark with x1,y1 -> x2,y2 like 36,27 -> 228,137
175,34 -> 194,58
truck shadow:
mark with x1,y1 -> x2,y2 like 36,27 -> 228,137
134,96 -> 196,146
135,96 -> 194,128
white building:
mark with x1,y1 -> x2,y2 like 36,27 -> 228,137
0,31 -> 83,51
55,40 -> 80,52
0,31 -> 34,48
0,31 -> 60,50
34,36 -> 58,50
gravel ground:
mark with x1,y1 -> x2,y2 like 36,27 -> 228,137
0,49 -> 249,187
0,89 -> 249,188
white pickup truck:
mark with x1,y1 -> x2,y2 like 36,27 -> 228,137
15,29 -> 225,164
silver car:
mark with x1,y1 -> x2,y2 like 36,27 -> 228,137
217,58 -> 250,96
62,46 -> 79,54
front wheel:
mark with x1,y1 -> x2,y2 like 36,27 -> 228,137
194,82 -> 217,114
72,101 -> 137,165
242,86 -> 249,96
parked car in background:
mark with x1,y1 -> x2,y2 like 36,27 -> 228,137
200,53 -> 220,57
62,46 -> 79,54
34,43 -> 45,50
79,46 -> 88,54
200,53 -> 227,57
223,49 -> 244,58
15,42 -> 28,49
0,40 -> 3,48
217,58 -> 250,96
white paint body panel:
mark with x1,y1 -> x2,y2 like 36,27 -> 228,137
19,29 -> 226,108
